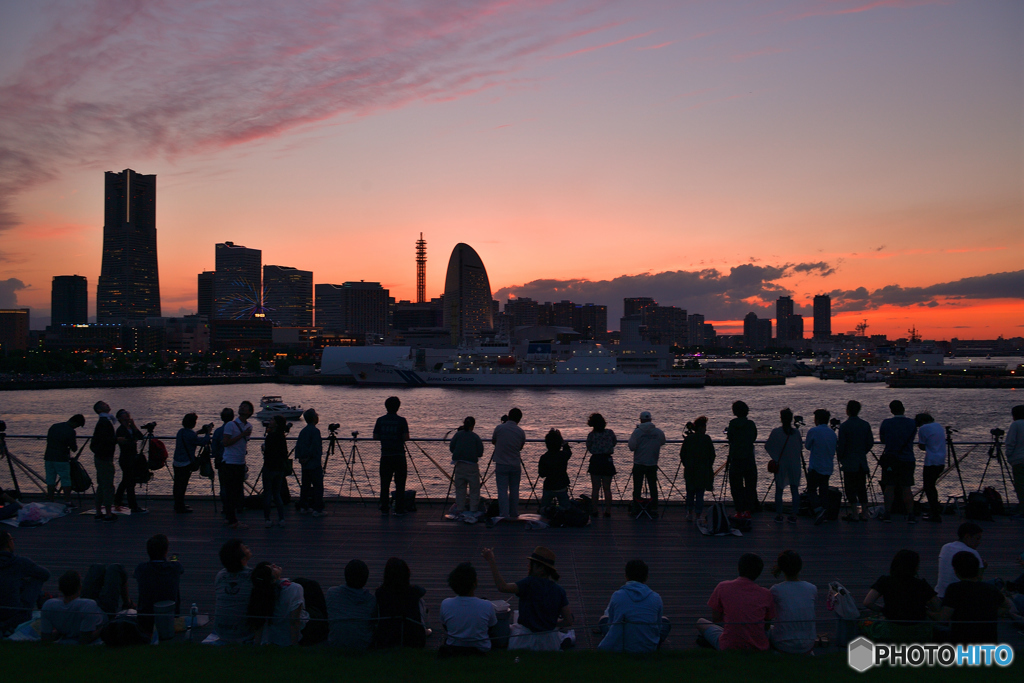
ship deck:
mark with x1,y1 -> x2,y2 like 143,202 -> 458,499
8,498 -> 1024,650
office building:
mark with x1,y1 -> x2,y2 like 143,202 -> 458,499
443,243 -> 494,343
214,242 -> 262,319
315,282 -> 389,336
197,271 -> 215,318
574,303 -> 608,340
775,296 -> 794,345
51,275 -> 87,326
263,265 -> 313,327
96,169 -> 160,321
0,309 -> 30,351
647,305 -> 687,346
687,313 -> 706,347
392,299 -> 443,332
813,294 -> 832,340
743,312 -> 773,350
624,297 -> 657,323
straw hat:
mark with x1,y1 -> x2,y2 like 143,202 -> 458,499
528,546 -> 557,571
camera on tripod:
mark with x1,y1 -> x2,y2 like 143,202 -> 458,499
793,415 -> 805,427
351,431 -> 359,439
991,427 -> 1005,438
201,422 -> 214,433
328,423 -> 340,433
829,418 -> 841,430
684,422 -> 696,436
141,422 -> 157,433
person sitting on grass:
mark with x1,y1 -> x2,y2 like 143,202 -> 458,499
597,559 -> 670,653
326,559 -> 376,650
538,429 -> 572,513
940,551 -> 1018,645
696,553 -> 775,651
372,557 -> 427,649
40,570 -> 106,644
82,563 -> 133,616
936,522 -> 985,599
0,529 -> 50,636
213,539 -> 254,643
863,549 -> 940,642
768,550 -> 817,654
134,533 -> 184,640
481,546 -> 573,651
247,561 -> 308,646
439,562 -> 497,657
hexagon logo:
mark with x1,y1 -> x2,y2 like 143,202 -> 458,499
848,636 -> 876,672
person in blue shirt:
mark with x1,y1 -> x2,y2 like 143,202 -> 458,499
879,400 -> 918,523
172,413 -> 212,514
373,397 -> 410,516
916,413 -> 946,523
804,409 -> 837,526
598,559 -> 670,653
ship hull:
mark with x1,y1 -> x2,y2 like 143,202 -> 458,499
347,363 -> 705,387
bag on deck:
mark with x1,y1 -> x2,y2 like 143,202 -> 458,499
982,487 -> 1004,516
391,489 -> 416,512
547,502 -> 590,528
697,501 -> 741,536
965,491 -> 992,521
825,487 -> 843,520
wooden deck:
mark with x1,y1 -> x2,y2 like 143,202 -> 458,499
9,498 -> 1024,650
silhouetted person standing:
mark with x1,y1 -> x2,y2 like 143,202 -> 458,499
44,414 -> 85,505
726,401 -> 758,517
836,400 -> 873,521
491,408 -> 525,518
628,411 -> 666,518
113,410 -> 146,514
374,396 -> 410,516
90,401 -> 117,521
879,400 -> 917,523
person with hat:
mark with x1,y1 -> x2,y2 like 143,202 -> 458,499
481,546 -> 572,651
627,411 -> 666,518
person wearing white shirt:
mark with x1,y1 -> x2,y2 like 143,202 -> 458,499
1006,405 -> 1024,518
936,522 -> 984,598
220,401 -> 254,530
248,561 -> 308,646
768,550 -> 817,654
915,413 -> 946,523
439,562 -> 497,656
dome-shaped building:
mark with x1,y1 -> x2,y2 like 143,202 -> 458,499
443,243 -> 493,343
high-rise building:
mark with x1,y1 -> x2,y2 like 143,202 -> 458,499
574,304 -> 608,340
443,243 -> 493,343
197,271 -> 215,318
96,169 -> 160,321
416,233 -> 427,304
775,296 -> 794,345
687,313 -> 706,347
551,301 -> 575,328
0,309 -> 30,351
624,297 -> 657,323
743,312 -> 773,350
620,315 -> 644,344
392,299 -> 443,331
315,282 -> 388,336
813,294 -> 832,340
51,275 -> 88,326
788,315 -> 805,343
505,297 -> 540,328
263,265 -> 313,327
647,305 -> 688,346
214,242 -> 262,319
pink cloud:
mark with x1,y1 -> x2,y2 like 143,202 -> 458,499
637,41 -> 674,51
0,0 -> 615,232
790,0 -> 951,21
550,30 -> 656,59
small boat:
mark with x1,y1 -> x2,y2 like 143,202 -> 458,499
255,395 -> 303,421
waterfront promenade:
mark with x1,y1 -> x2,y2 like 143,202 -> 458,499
7,498 -> 1024,651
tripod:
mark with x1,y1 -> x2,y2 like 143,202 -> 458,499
978,430 -> 1012,504
337,432 -> 375,506
0,431 -> 47,496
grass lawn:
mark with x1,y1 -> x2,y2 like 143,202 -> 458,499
1,643 -> 1017,682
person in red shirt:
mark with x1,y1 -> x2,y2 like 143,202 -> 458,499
697,553 -> 776,651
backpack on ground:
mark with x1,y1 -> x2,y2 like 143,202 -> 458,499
982,487 -> 1004,516
69,456 -> 93,493
697,502 -> 741,536
965,491 -> 992,521
147,438 -> 168,470
391,489 -> 416,512
547,502 -> 590,528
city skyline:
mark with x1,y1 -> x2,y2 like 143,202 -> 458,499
0,2 -> 1020,338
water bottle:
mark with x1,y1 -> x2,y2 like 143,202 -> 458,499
188,603 -> 199,640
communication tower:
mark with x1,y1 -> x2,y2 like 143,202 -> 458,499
416,233 -> 427,303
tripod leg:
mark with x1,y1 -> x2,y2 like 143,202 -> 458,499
405,445 -> 430,506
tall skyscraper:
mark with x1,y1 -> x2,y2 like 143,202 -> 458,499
813,294 -> 832,340
743,312 -> 773,350
647,305 -> 688,346
574,303 -> 608,340
214,242 -> 261,319
197,271 -> 215,318
443,243 -> 493,343
775,296 -> 794,345
0,309 -> 30,351
263,265 -> 313,327
51,275 -> 88,326
315,282 -> 388,336
687,313 -> 706,346
96,169 -> 160,321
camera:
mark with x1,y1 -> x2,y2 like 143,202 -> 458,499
991,428 -> 1005,438
684,422 -> 696,436
793,416 -> 805,427
328,423 -> 340,433
351,431 -> 359,439
201,423 -> 214,433
141,422 -> 157,432
829,418 -> 842,430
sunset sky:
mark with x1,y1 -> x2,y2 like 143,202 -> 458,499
0,0 -> 1020,338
